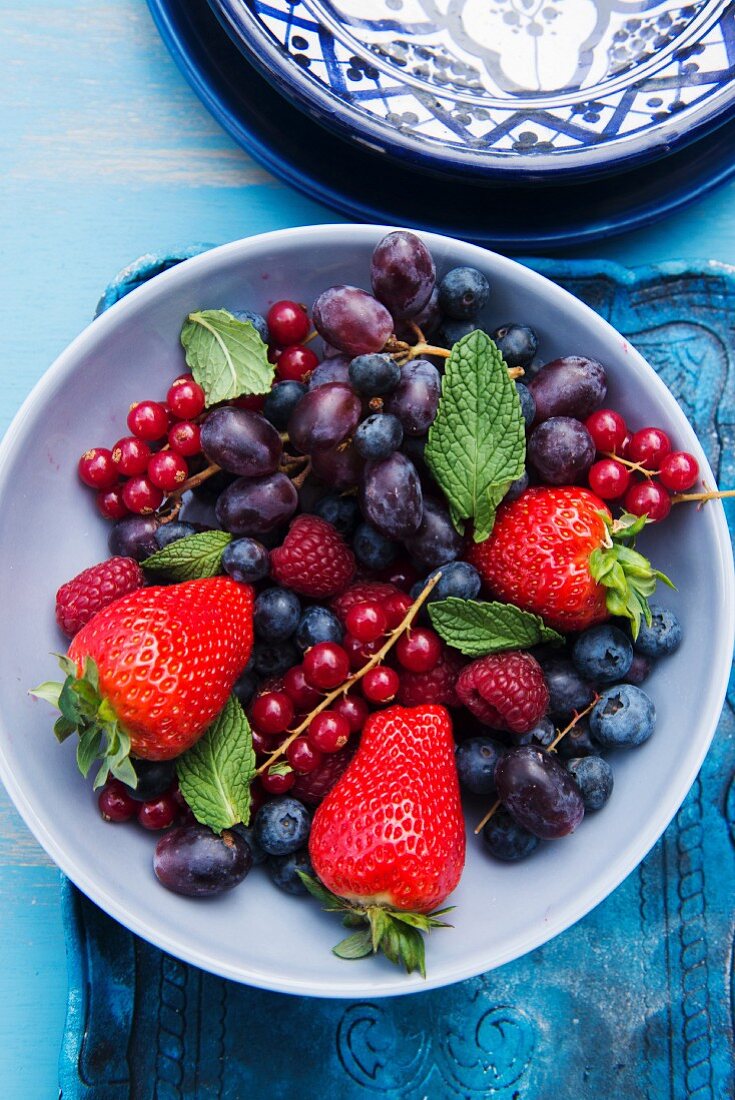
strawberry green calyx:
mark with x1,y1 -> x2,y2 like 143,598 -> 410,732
589,512 -> 675,639
297,873 -> 453,977
30,655 -> 136,790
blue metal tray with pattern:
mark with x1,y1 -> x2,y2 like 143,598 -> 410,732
59,250 -> 735,1099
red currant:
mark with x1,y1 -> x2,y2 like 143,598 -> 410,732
78,448 -> 119,489
283,665 -> 322,711
303,642 -> 350,690
620,432 -> 633,458
624,480 -> 672,523
147,450 -> 189,491
628,427 -> 671,471
111,436 -> 151,477
276,344 -> 319,382
168,420 -> 202,457
381,561 -> 419,591
383,591 -> 413,630
260,768 -> 295,795
127,400 -> 169,442
250,691 -> 294,736
137,792 -> 178,830
267,300 -> 310,346
332,694 -> 369,734
166,378 -> 206,420
362,665 -> 400,704
286,736 -> 324,774
584,409 -> 628,453
344,601 -> 388,644
232,394 -> 266,412
98,780 -> 137,822
587,458 -> 631,500
344,634 -> 382,671
122,475 -> 164,515
249,781 -> 268,816
395,628 -> 442,673
307,711 -> 350,753
659,451 -> 699,492
251,728 -> 273,757
96,486 -> 129,520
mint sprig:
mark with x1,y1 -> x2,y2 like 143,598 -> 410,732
425,331 -> 525,542
428,598 -> 563,656
180,309 -> 274,405
142,530 -> 232,581
176,695 -> 255,833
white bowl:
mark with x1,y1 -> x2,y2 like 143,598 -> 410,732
0,225 -> 732,997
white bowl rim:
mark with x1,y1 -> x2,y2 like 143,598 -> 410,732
0,224 -> 733,998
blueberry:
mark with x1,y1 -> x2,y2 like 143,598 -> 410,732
154,521 -> 197,549
566,756 -> 614,811
572,624 -> 634,684
267,848 -> 314,894
312,493 -> 360,538
254,798 -> 310,856
232,309 -> 269,343
625,652 -> 651,685
354,414 -> 403,460
455,737 -> 505,796
348,353 -> 401,397
403,497 -> 463,572
295,606 -> 343,651
411,561 -> 481,604
254,587 -> 301,641
528,715 -> 556,747
482,809 -> 539,862
515,382 -> 536,428
232,824 -> 268,865
490,323 -> 539,370
543,658 -> 595,718
222,537 -> 270,583
504,470 -> 529,503
122,759 -> 177,802
263,381 -> 307,430
437,318 -> 480,348
556,717 -> 599,759
590,685 -> 656,748
354,522 -> 398,570
253,640 -> 300,678
438,267 -> 490,320
634,604 -> 682,658
233,666 -> 258,707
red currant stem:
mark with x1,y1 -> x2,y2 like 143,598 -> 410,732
671,487 -> 735,505
602,452 -> 654,478
162,461 -> 221,498
255,571 -> 443,776
473,695 -> 600,835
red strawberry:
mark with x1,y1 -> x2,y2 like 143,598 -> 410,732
270,514 -> 356,597
330,581 -> 401,623
467,486 -> 670,635
396,644 -> 465,708
455,651 -> 548,734
37,578 -> 254,785
303,704 -> 465,975
55,557 -> 145,638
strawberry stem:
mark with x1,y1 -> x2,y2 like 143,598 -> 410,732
255,571 -> 443,776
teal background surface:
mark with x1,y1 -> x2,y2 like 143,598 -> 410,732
2,2 -> 735,1095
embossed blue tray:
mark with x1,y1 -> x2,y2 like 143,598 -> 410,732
59,253 -> 735,1099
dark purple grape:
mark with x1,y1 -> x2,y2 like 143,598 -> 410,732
527,417 -> 595,485
310,441 -> 361,489
385,359 -> 440,436
153,825 -> 252,897
200,407 -> 282,477
395,286 -> 441,342
215,472 -> 298,535
312,285 -> 393,357
360,452 -> 423,539
288,382 -> 361,454
482,809 -> 540,861
308,356 -> 351,389
528,356 -> 607,422
495,746 -> 585,839
370,230 -> 436,320
108,515 -> 160,560
404,497 -> 463,570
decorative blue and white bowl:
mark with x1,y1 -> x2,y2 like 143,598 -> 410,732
209,0 -> 735,180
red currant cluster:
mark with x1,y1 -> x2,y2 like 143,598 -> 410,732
77,374 -> 206,520
267,299 -> 317,382
584,409 -> 700,523
98,776 -> 192,830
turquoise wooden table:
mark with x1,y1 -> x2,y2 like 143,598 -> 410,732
2,2 -> 735,1096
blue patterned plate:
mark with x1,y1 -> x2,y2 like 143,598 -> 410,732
210,0 -> 735,180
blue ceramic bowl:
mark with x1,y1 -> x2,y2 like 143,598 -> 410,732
209,0 -> 735,181
0,226 -> 732,996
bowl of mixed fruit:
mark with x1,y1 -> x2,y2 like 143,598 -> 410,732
1,225 -> 732,996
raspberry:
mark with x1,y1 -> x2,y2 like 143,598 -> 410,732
456,651 -> 549,734
55,557 -> 145,638
330,581 -> 401,624
291,744 -> 355,805
270,515 -> 356,598
396,645 -> 466,708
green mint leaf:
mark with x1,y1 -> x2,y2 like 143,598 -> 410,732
428,597 -> 563,655
425,331 -> 525,542
142,530 -> 232,581
176,695 -> 255,833
180,309 -> 274,405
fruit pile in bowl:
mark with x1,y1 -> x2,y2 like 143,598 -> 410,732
2,226 -> 732,996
